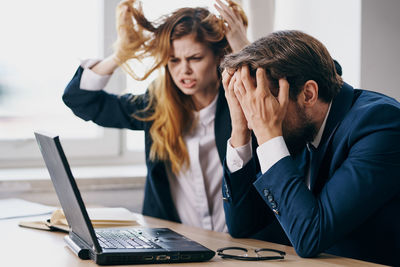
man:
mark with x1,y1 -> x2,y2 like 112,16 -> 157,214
220,30 -> 400,266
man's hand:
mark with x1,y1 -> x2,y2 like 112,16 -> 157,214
233,66 -> 290,145
222,68 -> 251,147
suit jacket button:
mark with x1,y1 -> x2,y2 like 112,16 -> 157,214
267,195 -> 274,203
263,189 -> 270,197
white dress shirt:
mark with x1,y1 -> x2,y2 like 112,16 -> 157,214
79,59 -> 227,232
226,103 -> 332,189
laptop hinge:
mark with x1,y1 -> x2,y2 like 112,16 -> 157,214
65,232 -> 93,259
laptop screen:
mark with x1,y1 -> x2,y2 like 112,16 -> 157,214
35,132 -> 101,252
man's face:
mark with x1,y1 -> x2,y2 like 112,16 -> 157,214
282,99 -> 318,155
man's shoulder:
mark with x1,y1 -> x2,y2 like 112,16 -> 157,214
350,89 -> 400,118
337,89 -> 400,139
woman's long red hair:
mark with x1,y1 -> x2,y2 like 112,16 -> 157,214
113,0 -> 247,174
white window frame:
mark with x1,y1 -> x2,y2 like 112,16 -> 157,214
0,0 -> 144,169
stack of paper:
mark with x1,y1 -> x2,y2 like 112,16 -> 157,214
19,207 -> 139,232
0,198 -> 56,220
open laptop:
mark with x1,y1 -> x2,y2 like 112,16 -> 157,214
34,132 -> 215,265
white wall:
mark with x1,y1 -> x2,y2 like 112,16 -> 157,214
273,0 -> 361,88
361,0 -> 400,100
242,0 -> 275,42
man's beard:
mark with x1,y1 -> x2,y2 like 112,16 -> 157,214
282,104 -> 318,156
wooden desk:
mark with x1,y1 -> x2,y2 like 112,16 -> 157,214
0,213 -> 383,266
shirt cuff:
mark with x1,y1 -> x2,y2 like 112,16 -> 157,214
79,59 -> 112,91
256,136 -> 290,174
226,138 -> 253,173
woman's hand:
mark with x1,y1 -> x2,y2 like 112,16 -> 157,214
114,0 -> 136,63
214,0 -> 250,53
91,0 -> 136,75
222,68 -> 251,147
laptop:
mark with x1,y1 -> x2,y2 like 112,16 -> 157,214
34,132 -> 215,265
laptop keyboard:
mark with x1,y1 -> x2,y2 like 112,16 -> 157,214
96,229 -> 161,249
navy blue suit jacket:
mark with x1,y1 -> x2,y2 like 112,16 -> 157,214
63,66 -> 232,223
222,83 -> 400,266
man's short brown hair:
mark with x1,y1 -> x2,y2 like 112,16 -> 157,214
221,30 -> 343,102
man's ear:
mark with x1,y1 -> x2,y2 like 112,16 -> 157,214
301,80 -> 319,107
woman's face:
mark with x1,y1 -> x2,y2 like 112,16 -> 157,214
167,34 -> 220,102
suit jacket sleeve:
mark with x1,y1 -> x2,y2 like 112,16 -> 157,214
222,137 -> 277,238
62,66 -> 148,130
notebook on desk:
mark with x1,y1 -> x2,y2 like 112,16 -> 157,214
34,131 -> 215,265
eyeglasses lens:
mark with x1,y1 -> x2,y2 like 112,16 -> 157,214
256,250 -> 282,257
224,248 -> 248,257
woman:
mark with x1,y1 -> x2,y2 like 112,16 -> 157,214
63,0 -> 249,232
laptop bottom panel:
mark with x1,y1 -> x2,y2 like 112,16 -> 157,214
94,251 -> 215,265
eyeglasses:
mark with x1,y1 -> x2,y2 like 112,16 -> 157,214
217,246 -> 285,261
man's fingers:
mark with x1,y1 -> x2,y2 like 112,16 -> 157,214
234,72 -> 246,97
255,68 -> 271,97
228,73 -> 236,93
222,68 -> 236,92
226,67 -> 235,75
240,65 -> 255,92
222,69 -> 231,89
278,78 -> 290,108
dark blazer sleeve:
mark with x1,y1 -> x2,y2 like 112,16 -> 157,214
62,66 -> 148,130
223,157 -> 278,238
222,134 -> 279,238
252,100 -> 400,258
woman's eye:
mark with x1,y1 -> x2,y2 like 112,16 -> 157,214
169,58 -> 179,63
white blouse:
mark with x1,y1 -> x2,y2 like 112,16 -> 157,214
166,95 -> 227,232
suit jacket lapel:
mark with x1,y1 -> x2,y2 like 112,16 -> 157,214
215,85 -> 232,165
149,161 -> 181,221
309,83 -> 355,191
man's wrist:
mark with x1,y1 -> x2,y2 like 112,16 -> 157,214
230,129 -> 251,148
254,128 -> 282,145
